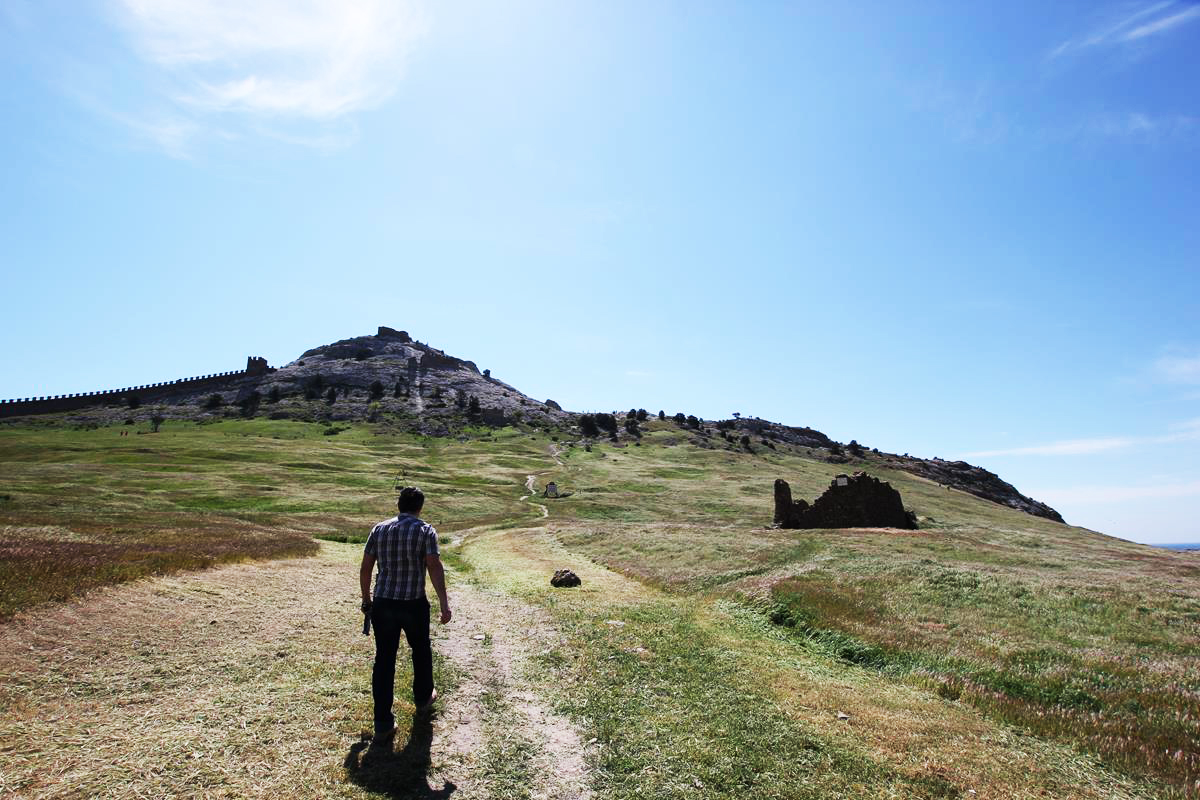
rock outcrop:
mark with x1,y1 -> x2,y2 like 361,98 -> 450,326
774,473 -> 917,530
550,569 -> 581,588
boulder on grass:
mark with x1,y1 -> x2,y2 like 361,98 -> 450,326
551,569 -> 581,588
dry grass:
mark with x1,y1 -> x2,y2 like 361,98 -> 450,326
0,543 -> 378,798
0,515 -> 316,618
456,527 -> 1164,799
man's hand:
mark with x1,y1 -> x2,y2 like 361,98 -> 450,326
439,605 -> 452,625
361,599 -> 373,614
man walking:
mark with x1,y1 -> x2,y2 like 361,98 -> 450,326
360,486 -> 452,740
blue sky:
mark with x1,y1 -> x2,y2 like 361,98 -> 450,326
1,1 -> 1197,544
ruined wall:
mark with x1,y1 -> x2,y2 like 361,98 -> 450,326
0,357 -> 274,419
775,472 -> 917,530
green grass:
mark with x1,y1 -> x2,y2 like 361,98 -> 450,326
2,415 -> 1196,796
0,419 -> 549,617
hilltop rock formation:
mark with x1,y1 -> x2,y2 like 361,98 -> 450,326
774,473 -> 917,530
898,458 -> 1063,522
266,329 -> 569,431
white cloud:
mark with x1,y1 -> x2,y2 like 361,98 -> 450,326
1049,1 -> 1200,58
966,437 -> 1138,458
105,0 -> 427,154
1154,351 -> 1200,384
965,419 -> 1200,458
1122,4 -> 1200,39
1030,479 -> 1200,505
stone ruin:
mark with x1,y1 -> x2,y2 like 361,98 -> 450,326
376,326 -> 412,342
774,472 -> 917,530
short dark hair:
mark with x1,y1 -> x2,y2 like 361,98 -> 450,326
397,486 -> 425,513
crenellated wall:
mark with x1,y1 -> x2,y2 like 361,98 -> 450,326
0,356 -> 274,419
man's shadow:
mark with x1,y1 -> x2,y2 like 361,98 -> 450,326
344,712 -> 456,799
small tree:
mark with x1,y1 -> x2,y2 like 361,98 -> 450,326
624,416 -> 640,437
686,414 -> 701,430
579,414 -> 599,437
325,386 -> 337,405
455,389 -> 467,410
483,369 -> 491,379
830,442 -> 844,456
848,439 -> 864,457
238,390 -> 261,418
393,378 -> 407,398
740,434 -> 752,451
267,386 -> 281,403
204,393 -> 222,410
673,412 -> 686,426
150,414 -> 165,433
658,410 -> 665,420
127,396 -> 141,410
369,380 -> 385,400
467,395 -> 482,417
636,408 -> 648,421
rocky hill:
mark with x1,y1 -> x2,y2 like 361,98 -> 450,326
0,325 -> 1062,522
257,326 -> 569,434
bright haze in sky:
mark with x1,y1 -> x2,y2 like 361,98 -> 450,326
1,1 -> 1197,544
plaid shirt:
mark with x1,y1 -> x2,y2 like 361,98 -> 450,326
364,514 -> 439,600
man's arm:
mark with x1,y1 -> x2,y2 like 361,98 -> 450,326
360,552 -> 376,608
425,554 -> 452,624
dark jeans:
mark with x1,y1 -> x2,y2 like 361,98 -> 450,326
371,597 -> 434,734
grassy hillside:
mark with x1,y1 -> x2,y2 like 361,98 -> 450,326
1,416 -> 1196,797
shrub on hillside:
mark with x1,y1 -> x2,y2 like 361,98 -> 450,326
595,413 -> 618,434
579,414 -> 600,437
238,391 -> 261,418
369,380 -> 384,400
304,374 -> 325,400
267,386 -> 281,403
325,387 -> 337,405
204,394 -> 223,410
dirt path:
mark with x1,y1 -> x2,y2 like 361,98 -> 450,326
427,573 -> 590,800
520,475 -> 549,518
0,543 -> 591,799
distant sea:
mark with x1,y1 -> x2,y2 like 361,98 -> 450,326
1157,543 -> 1200,551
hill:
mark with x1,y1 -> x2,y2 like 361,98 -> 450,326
0,326 -> 1060,523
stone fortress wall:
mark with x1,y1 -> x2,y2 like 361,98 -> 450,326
0,357 -> 273,419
